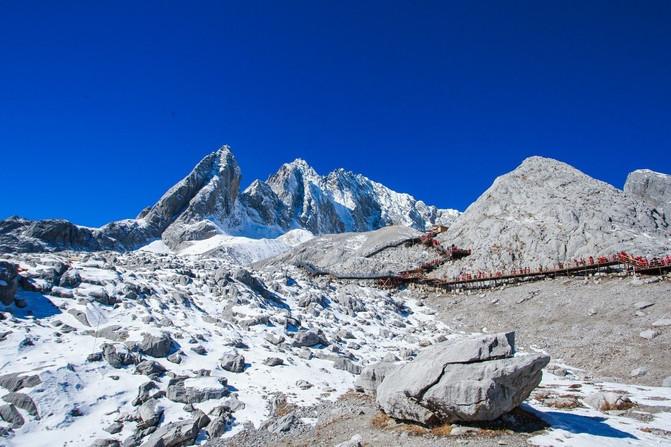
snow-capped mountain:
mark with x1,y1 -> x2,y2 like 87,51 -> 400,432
236,157 -> 458,237
0,146 -> 459,254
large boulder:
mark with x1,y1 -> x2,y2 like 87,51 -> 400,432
138,398 -> 164,428
136,333 -> 174,358
166,378 -> 228,404
102,343 -> 141,368
376,332 -> 549,424
293,328 -> 328,347
140,415 -> 208,447
2,392 -> 38,417
219,351 -> 245,373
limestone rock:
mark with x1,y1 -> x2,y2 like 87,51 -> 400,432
2,392 -> 38,417
136,333 -> 174,358
624,169 -> 671,220
376,332 -> 549,424
584,392 -> 634,411
219,351 -> 245,373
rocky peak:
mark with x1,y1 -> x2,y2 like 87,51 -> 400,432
438,156 -> 670,275
0,145 -> 456,252
624,169 -> 671,220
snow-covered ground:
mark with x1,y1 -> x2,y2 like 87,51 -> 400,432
529,372 -> 671,447
138,229 -> 314,264
1,248 -> 670,446
0,250 -> 449,446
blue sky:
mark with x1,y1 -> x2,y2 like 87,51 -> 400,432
1,1 -> 670,226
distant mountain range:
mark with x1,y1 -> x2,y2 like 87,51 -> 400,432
0,146 -> 458,253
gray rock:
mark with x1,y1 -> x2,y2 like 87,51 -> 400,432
140,417 -> 200,447
89,288 -> 116,306
0,372 -> 42,392
296,380 -> 313,390
219,352 -> 245,373
135,360 -> 167,378
166,378 -> 228,404
94,325 -> 129,342
263,357 -> 284,367
376,332 -> 549,424
102,343 -> 141,368
167,352 -> 183,364
624,169 -> 671,220
0,404 -> 24,428
59,269 -> 82,288
137,333 -> 174,358
640,329 -> 661,340
584,392 -> 634,411
334,434 -> 363,447
91,439 -> 121,447
190,345 -> 207,355
68,308 -> 90,326
652,318 -> 671,327
333,358 -> 362,375
206,409 -> 233,439
138,398 -> 164,428
266,412 -> 298,433
264,333 -> 285,345
2,392 -> 38,417
293,328 -> 328,347
0,261 -> 19,306
630,367 -> 648,377
354,361 -> 400,394
133,381 -> 159,406
662,376 -> 671,387
104,421 -> 123,434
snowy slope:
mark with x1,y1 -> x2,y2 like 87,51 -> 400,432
0,250 -> 450,446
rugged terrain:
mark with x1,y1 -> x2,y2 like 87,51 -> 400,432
1,152 -> 670,447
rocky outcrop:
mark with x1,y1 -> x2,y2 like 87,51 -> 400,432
624,169 -> 671,221
158,147 -> 241,249
0,261 -> 19,305
0,217 -> 121,253
436,157 -> 670,276
376,332 -> 549,424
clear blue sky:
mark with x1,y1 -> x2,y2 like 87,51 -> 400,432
1,1 -> 670,226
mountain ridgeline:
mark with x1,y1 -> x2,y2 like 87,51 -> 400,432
0,146 -> 458,252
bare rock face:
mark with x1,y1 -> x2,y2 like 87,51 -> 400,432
0,217 -> 121,253
624,169 -> 671,221
157,146 -> 241,249
437,157 -> 670,276
376,332 -> 549,424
